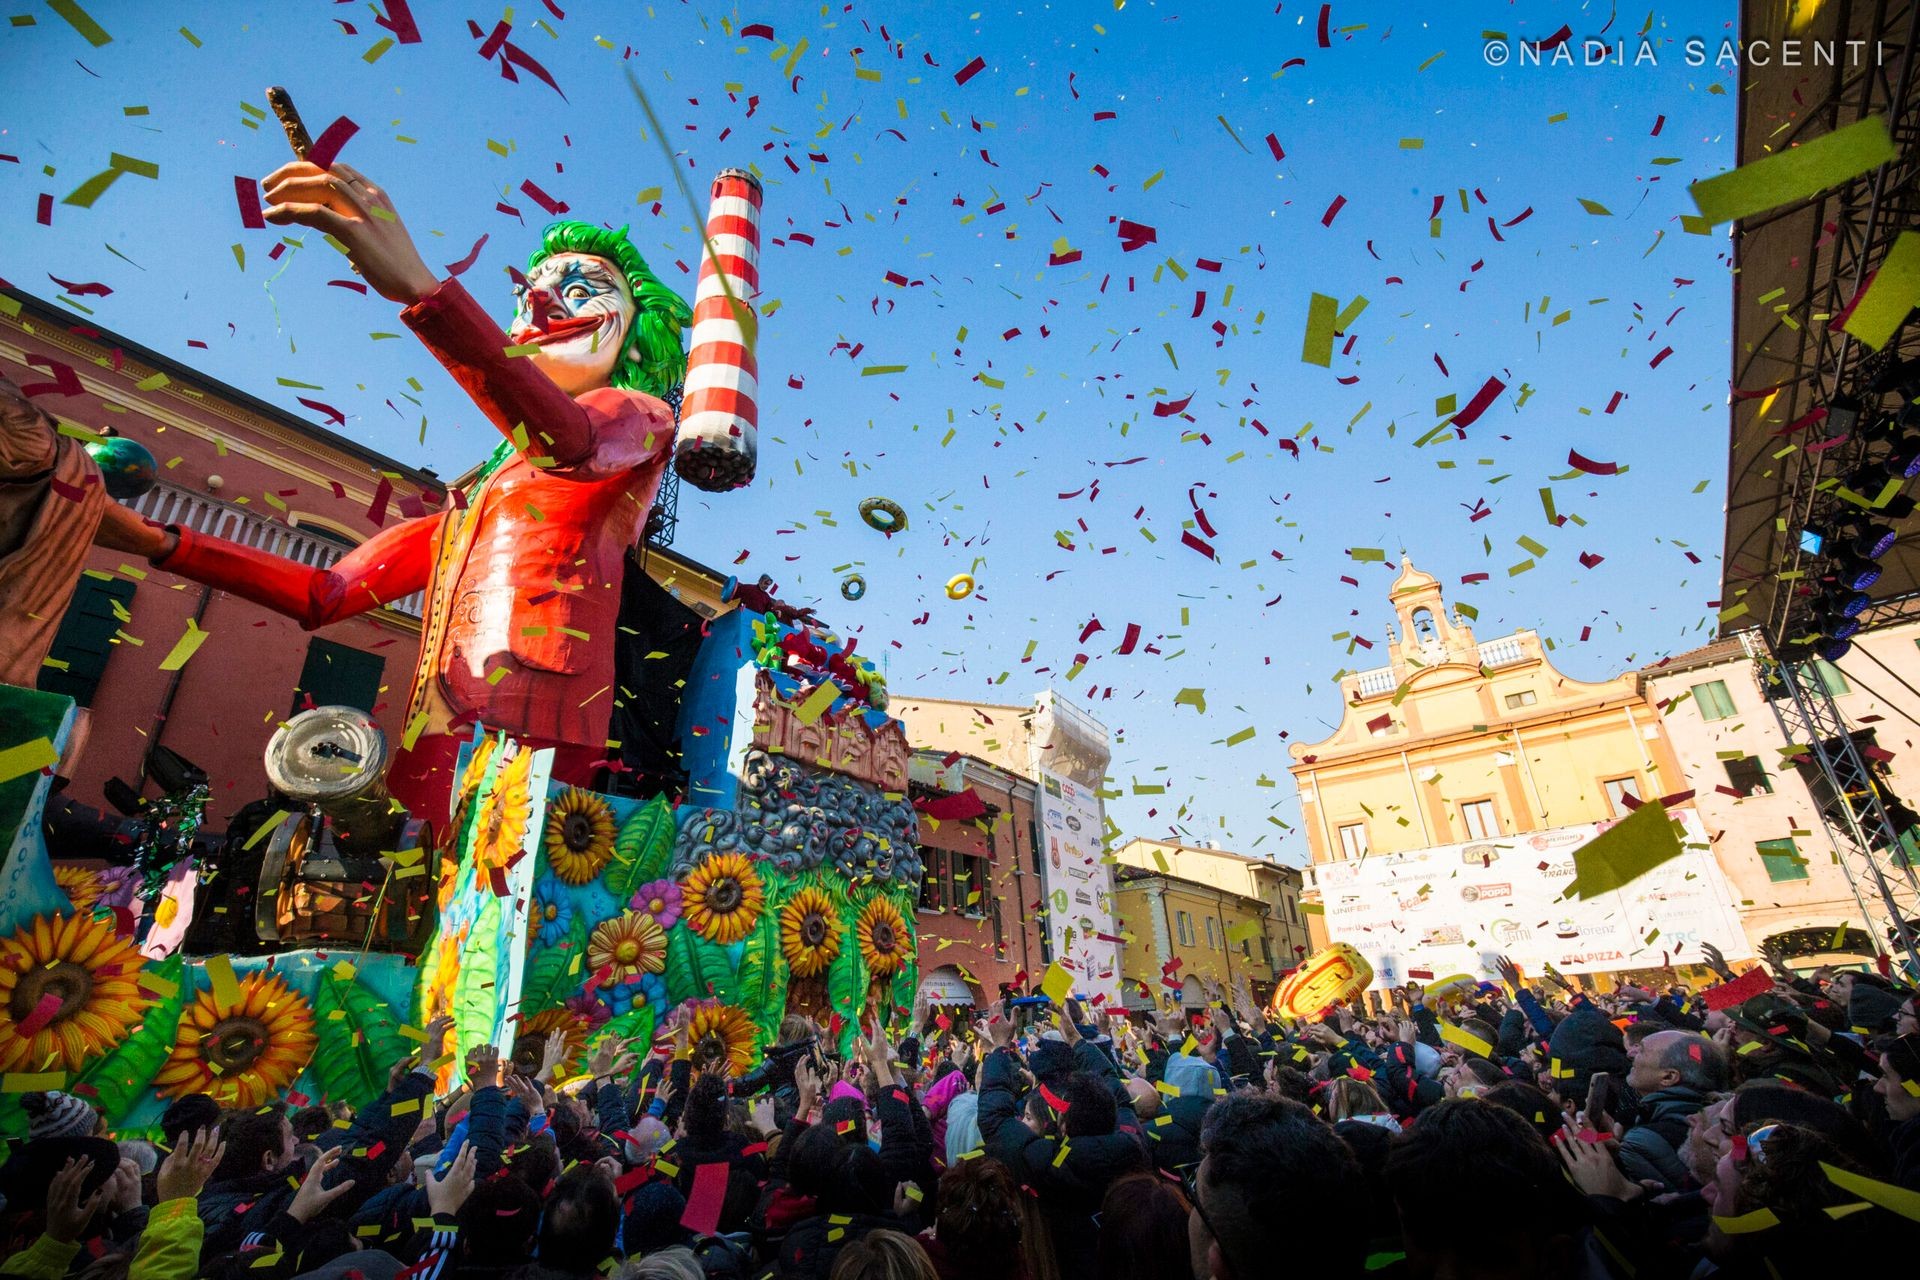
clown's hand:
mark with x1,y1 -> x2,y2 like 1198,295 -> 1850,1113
261,161 -> 439,305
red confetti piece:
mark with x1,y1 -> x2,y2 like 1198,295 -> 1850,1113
1152,392 -> 1194,417
373,0 -> 422,43
297,397 -> 346,427
519,179 -> 568,216
1180,530 -> 1216,560
367,475 -> 394,525
1651,113 -> 1666,136
1578,551 -> 1605,568
1265,133 -> 1285,161
1603,391 -> 1623,414
1567,450 -> 1619,476
1447,376 -> 1507,428
305,117 -> 360,170
443,232 -> 489,277
1649,345 -> 1673,369
328,279 -> 369,294
1530,24 -> 1573,51
1317,3 -> 1332,46
47,275 -> 111,296
1701,966 -> 1771,1011
1117,623 -> 1141,655
1321,194 -> 1347,227
954,55 -> 986,85
20,356 -> 83,397
740,22 -> 775,39
36,193 -> 52,225
16,993 -> 63,1037
234,176 -> 265,229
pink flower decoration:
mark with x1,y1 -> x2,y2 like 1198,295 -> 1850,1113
565,991 -> 612,1030
630,879 -> 683,930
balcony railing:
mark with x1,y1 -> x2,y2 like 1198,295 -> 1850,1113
1354,667 -> 1397,696
1477,635 -> 1529,668
124,482 -> 425,618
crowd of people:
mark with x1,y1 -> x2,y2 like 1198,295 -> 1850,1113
3,942 -> 1918,1279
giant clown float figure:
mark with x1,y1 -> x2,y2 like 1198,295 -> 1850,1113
0,121 -> 923,1131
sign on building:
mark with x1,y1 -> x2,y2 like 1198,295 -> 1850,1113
1311,809 -> 1752,984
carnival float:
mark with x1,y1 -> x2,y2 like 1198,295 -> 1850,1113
0,124 -> 922,1135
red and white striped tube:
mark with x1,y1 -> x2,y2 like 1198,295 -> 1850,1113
675,167 -> 762,492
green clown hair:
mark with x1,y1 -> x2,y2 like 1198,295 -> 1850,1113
526,220 -> 692,397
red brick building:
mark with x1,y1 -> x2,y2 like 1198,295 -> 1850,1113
1,289 -> 729,831
908,750 -> 1047,1014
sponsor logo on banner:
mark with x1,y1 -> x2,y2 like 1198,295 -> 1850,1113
1316,811 -> 1751,983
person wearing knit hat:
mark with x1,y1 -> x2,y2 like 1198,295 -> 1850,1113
23,1090 -> 98,1142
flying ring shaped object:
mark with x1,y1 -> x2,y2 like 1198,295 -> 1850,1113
945,573 -> 975,600
841,575 -> 867,601
859,497 -> 908,534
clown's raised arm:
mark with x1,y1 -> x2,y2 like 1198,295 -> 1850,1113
130,158 -> 763,816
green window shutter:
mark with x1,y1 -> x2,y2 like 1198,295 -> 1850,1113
37,575 -> 136,708
1756,837 -> 1810,884
1811,659 -> 1850,696
1693,680 -> 1736,721
290,637 -> 385,716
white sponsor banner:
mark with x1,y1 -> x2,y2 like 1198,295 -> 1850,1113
1037,769 -> 1123,1005
1312,810 -> 1753,986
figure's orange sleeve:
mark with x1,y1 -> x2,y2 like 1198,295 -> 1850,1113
154,511 -> 442,630
399,277 -> 673,478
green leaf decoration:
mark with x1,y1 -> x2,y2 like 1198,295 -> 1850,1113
690,933 -> 739,1007
71,954 -> 186,1125
664,925 -> 700,1006
311,967 -> 410,1110
453,895 -> 503,1061
735,907 -> 774,1032
605,796 -> 676,900
588,1004 -> 657,1084
828,901 -> 867,1053
519,916 -> 589,1017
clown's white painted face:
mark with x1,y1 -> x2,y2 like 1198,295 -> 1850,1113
509,253 -> 636,396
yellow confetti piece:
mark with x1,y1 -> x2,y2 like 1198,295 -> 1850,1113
157,618 -> 210,671
47,0 -> 112,47
792,679 -> 840,726
1691,116 -> 1895,225
1039,962 -> 1074,1003
138,968 -> 181,999
1711,1208 -> 1779,1235
0,737 -> 60,785
1839,230 -> 1920,350
205,954 -> 242,1010
3,1072 -> 69,1092
1821,1162 -> 1920,1222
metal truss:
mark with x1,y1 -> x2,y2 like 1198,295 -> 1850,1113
646,463 -> 680,549
1742,630 -> 1920,975
1758,1 -> 1920,644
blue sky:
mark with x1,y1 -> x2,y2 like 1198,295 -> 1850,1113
1,1 -> 1739,863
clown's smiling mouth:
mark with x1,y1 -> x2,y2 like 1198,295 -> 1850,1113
510,313 -> 607,346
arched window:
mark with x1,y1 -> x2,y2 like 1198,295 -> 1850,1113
1411,607 -> 1438,642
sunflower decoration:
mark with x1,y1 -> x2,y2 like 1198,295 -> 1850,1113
444,735 -> 499,855
856,895 -> 910,980
154,970 -> 317,1108
511,1006 -> 587,1077
472,748 -> 534,889
587,911 -> 667,983
51,865 -> 107,916
780,887 -> 845,978
681,999 -> 760,1077
681,853 -> 766,944
544,787 -> 617,885
0,913 -> 149,1075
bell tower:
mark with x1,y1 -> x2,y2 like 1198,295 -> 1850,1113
1389,555 -> 1479,671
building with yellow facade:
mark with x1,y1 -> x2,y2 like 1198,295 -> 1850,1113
1288,558 -> 1711,979
1113,865 -> 1279,1012
1112,839 -> 1309,1007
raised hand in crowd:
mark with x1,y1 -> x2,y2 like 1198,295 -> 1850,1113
426,1144 -> 478,1216
287,1146 -> 356,1224
44,1157 -> 108,1244
155,1126 -> 225,1203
